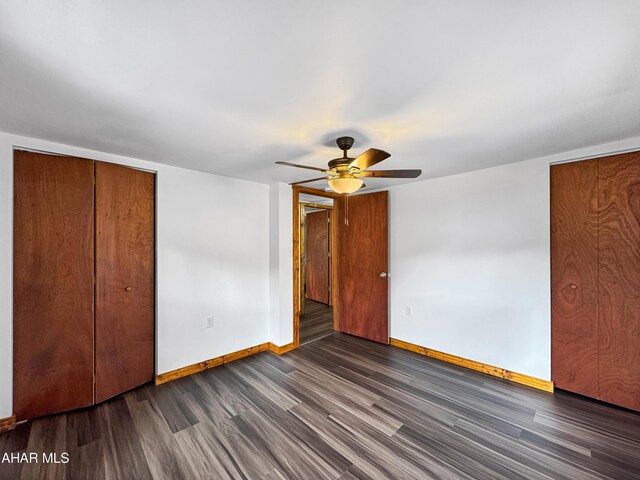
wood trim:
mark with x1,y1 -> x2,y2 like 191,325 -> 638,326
269,342 -> 296,355
331,200 -> 340,329
300,201 -> 333,210
293,187 -> 300,346
154,341 -> 299,385
0,415 -> 16,433
390,338 -> 554,393
296,185 -> 343,199
155,343 -> 270,385
293,186 -> 340,348
299,201 -> 306,315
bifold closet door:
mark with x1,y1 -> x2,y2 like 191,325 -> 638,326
550,160 -> 599,398
598,152 -> 640,411
552,152 -> 640,411
95,162 -> 155,403
13,151 -> 95,421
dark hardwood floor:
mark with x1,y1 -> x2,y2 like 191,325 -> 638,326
2,333 -> 640,479
300,298 -> 333,345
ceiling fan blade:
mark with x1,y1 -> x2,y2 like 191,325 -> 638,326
289,176 -> 327,186
276,161 -> 326,172
348,148 -> 390,170
359,169 -> 422,178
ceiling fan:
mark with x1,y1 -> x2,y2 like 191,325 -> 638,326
276,136 -> 422,194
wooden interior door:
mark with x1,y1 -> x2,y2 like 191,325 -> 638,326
337,191 -> 388,343
305,210 -> 330,304
550,160 -> 600,398
13,151 -> 95,421
597,152 -> 640,411
95,162 -> 155,403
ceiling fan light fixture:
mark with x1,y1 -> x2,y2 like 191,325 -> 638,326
328,177 -> 364,194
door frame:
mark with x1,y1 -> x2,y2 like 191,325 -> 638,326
292,186 -> 342,347
299,202 -> 333,314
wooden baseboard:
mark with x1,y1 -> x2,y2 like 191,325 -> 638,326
389,338 -> 554,393
269,342 -> 295,355
155,341 -> 298,385
155,343 -> 271,385
0,415 -> 16,433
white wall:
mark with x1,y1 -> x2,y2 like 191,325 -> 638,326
0,132 -> 270,419
269,183 -> 293,346
157,167 -> 269,373
388,136 -> 640,381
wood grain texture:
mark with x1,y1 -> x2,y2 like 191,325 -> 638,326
550,160 -> 599,398
269,342 -> 296,355
155,343 -> 271,384
2,333 -> 640,479
293,188 -> 301,346
95,162 -> 155,403
597,151 -> 640,411
390,338 -> 554,392
13,151 -> 95,421
338,191 -> 389,344
299,203 -> 306,316
0,416 -> 15,433
305,210 -> 330,304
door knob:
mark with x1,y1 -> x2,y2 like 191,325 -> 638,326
380,272 -> 387,278
125,286 -> 132,292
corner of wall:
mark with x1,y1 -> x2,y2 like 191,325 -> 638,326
0,134 -> 14,418
268,183 -> 294,346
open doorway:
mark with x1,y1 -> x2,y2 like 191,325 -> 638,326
300,194 -> 333,344
292,186 -> 342,347
292,186 -> 390,348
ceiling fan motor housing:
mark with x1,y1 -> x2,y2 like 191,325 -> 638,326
328,158 -> 354,170
336,136 -> 355,151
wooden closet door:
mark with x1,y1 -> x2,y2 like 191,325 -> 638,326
95,162 -> 155,403
14,151 -> 95,421
305,210 -> 330,304
598,152 -> 640,411
550,160 -> 599,398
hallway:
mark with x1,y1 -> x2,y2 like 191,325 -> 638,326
300,299 -> 333,345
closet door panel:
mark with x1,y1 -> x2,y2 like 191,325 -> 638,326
95,162 -> 155,403
13,151 -> 95,420
551,160 -> 599,398
598,152 -> 640,411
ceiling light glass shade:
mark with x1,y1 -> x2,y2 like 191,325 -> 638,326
328,177 -> 364,194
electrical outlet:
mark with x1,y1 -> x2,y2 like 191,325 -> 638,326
206,316 -> 214,328
405,305 -> 412,316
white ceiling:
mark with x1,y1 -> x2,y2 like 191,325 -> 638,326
1,1 -> 639,190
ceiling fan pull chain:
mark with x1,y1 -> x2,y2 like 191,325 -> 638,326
345,195 -> 349,226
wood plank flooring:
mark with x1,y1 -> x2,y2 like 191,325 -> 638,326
2,333 -> 640,479
300,299 -> 333,345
